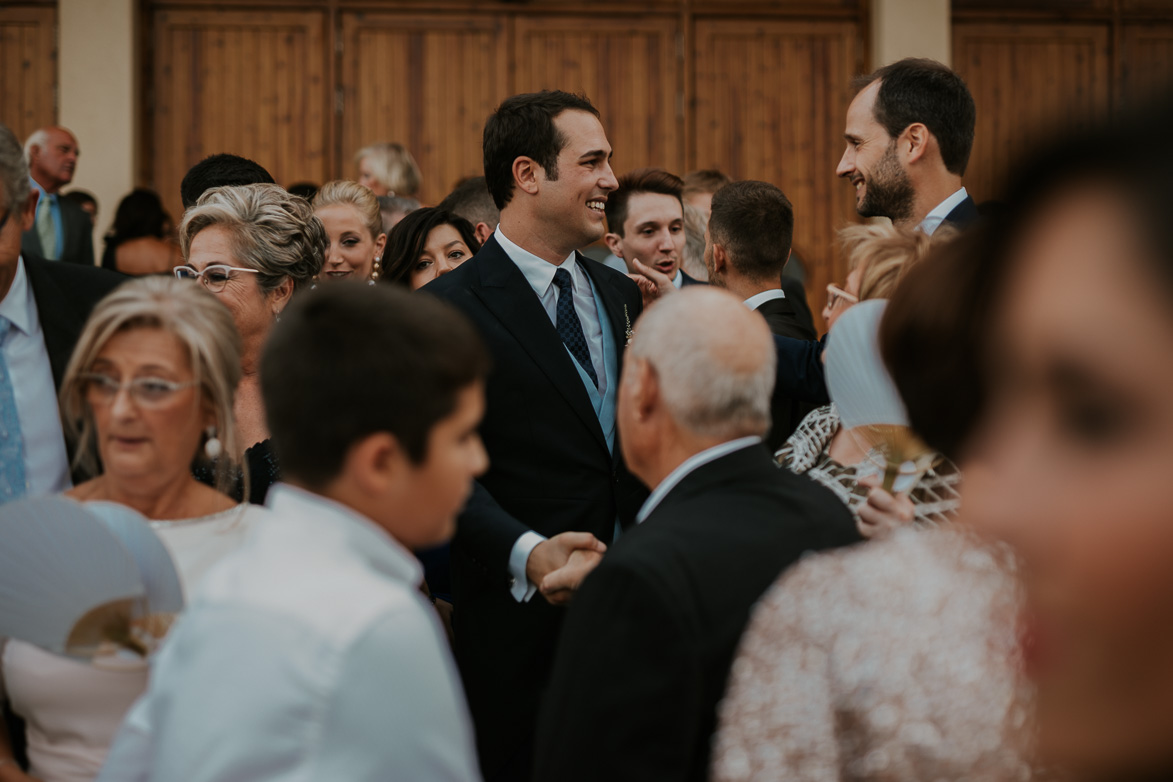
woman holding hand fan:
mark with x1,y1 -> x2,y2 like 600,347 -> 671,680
0,277 -> 268,782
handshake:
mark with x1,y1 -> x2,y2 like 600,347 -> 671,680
525,531 -> 609,606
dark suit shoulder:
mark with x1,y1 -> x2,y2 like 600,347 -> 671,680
24,253 -> 123,305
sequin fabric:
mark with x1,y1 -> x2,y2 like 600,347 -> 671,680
777,405 -> 962,526
710,526 -> 1036,782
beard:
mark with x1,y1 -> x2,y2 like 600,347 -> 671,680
858,142 -> 915,223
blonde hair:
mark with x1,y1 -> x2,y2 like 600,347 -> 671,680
179,183 -> 326,293
840,223 -> 952,302
354,143 -> 421,197
312,180 -> 385,241
59,277 -> 243,495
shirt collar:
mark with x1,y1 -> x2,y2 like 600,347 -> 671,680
671,269 -> 684,289
495,227 -> 579,300
265,483 -> 424,587
28,176 -> 52,202
636,436 -> 763,523
0,257 -> 35,337
743,289 -> 786,310
918,186 -> 968,236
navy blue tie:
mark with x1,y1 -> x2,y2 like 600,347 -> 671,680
552,268 -> 598,388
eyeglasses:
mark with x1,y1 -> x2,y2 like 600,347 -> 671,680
826,282 -> 860,311
174,264 -> 259,293
80,373 -> 198,408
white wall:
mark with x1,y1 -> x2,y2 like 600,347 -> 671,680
871,0 -> 951,68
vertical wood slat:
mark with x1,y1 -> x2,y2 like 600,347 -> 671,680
339,13 -> 508,204
0,6 -> 57,145
694,19 -> 861,330
150,9 -> 329,224
952,22 -> 1111,205
1119,24 -> 1173,106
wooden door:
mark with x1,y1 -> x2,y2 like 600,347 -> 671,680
512,15 -> 683,177
1120,25 -> 1173,106
0,5 -> 56,144
149,9 -> 330,222
953,22 -> 1111,205
338,12 -> 509,205
694,19 -> 863,324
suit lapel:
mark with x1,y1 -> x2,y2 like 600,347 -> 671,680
472,238 -> 609,454
579,255 -> 631,360
23,256 -> 85,389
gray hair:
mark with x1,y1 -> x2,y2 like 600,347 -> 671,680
179,183 -> 326,293
0,124 -> 31,213
355,142 -> 421,197
679,202 -> 710,282
60,277 -> 244,495
628,288 -> 775,439
23,128 -> 49,161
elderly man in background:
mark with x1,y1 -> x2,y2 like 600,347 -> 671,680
21,126 -> 93,266
533,287 -> 859,782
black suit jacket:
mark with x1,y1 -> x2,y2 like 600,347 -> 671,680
752,295 -> 817,449
942,194 -> 980,230
424,235 -> 646,781
679,269 -> 703,287
534,443 -> 860,782
21,196 -> 95,267
22,253 -> 123,387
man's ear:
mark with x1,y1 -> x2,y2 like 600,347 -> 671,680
513,156 -> 541,197
710,243 -> 729,278
632,357 -> 660,423
603,232 -> 624,258
267,276 -> 295,318
19,190 -> 39,232
474,222 -> 493,246
902,122 -> 931,165
344,431 -> 404,497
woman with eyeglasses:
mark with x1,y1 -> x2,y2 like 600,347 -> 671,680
0,277 -> 269,782
777,223 -> 961,539
173,184 -> 325,504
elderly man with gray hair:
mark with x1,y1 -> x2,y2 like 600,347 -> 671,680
533,287 -> 860,782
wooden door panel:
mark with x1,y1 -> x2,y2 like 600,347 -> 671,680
953,22 -> 1110,204
0,6 -> 56,144
339,13 -> 508,204
512,15 -> 682,177
694,19 -> 862,327
151,9 -> 329,222
1120,25 -> 1173,106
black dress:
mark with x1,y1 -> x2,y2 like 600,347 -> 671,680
193,439 -> 281,506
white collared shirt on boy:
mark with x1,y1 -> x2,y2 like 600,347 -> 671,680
99,483 -> 480,782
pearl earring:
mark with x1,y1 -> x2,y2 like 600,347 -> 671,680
204,426 -> 223,460
370,255 -> 382,282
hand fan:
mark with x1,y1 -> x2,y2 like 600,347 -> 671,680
825,299 -> 935,492
0,496 -> 144,657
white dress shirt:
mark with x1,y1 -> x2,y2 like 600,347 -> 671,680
495,228 -> 609,603
0,257 -> 71,496
636,437 -> 763,524
672,269 -> 684,289
98,484 -> 480,782
918,186 -> 969,236
742,289 -> 787,310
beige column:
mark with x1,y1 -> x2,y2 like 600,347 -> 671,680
871,0 -> 951,69
58,0 -> 139,263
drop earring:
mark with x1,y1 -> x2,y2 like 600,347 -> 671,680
204,426 -> 223,460
370,255 -> 382,283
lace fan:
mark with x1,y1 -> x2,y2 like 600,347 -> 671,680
825,300 -> 935,492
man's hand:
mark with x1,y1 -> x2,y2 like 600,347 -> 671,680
627,258 -> 677,309
525,531 -> 606,606
857,475 -> 916,539
540,547 -> 605,605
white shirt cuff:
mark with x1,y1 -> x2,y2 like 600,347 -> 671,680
507,531 -> 547,602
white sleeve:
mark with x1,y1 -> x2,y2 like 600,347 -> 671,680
507,530 -> 546,602
311,605 -> 482,782
96,695 -> 153,782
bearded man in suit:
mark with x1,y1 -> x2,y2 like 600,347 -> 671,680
425,90 -> 646,782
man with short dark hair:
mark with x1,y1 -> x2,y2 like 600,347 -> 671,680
180,153 -> 275,209
534,288 -> 858,782
837,57 -> 978,233
99,283 -> 488,782
439,175 -> 500,246
603,167 -> 700,288
21,127 -> 93,265
426,89 -> 645,782
706,180 -> 815,446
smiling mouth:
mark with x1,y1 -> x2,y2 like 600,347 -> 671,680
324,270 -> 352,278
587,199 -> 606,213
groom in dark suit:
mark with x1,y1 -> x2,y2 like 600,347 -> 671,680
425,91 -> 646,782
533,287 -> 859,782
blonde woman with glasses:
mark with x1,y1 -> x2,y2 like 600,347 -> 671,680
0,277 -> 269,782
173,183 -> 326,503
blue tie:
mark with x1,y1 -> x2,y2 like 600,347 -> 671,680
552,268 -> 598,389
0,315 -> 28,503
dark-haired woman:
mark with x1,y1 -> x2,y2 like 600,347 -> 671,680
381,208 -> 480,290
101,189 -> 181,276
